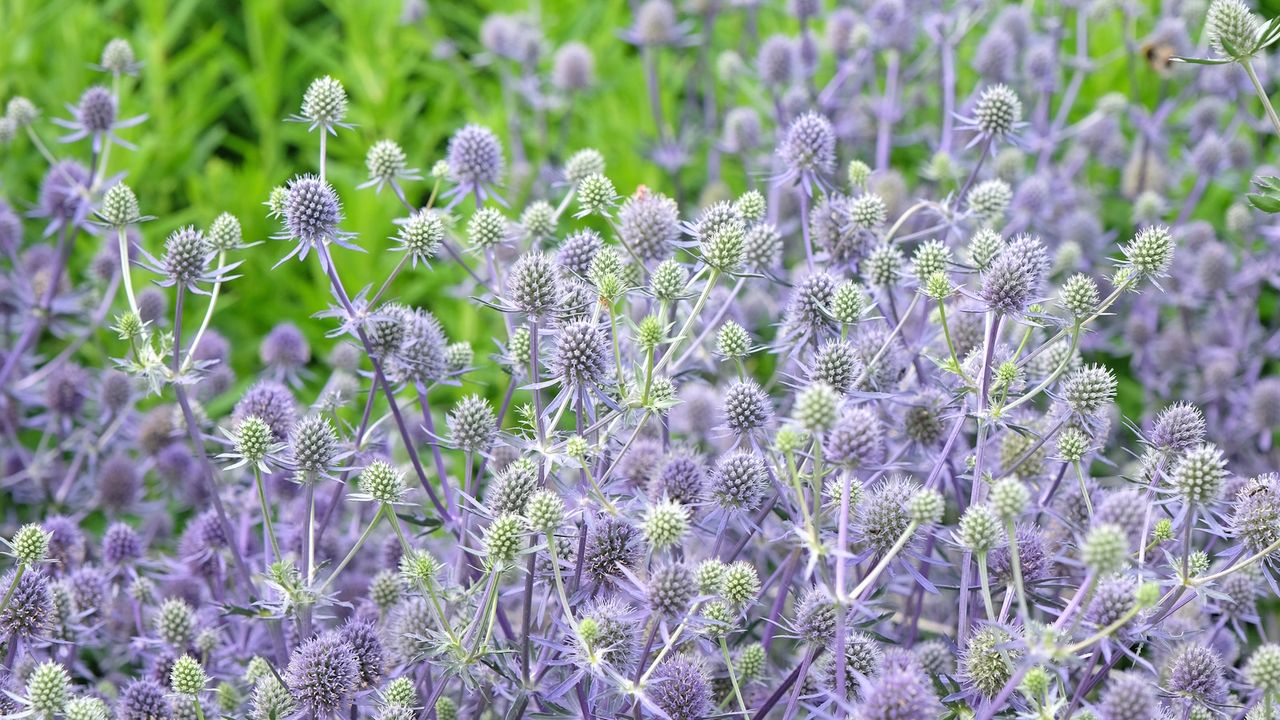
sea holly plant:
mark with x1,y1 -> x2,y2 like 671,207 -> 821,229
4,3 -> 1280,720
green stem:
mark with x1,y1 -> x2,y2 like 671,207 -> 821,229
180,251 -> 227,374
315,506 -> 383,595
1193,534 -> 1280,585
653,269 -> 720,375
547,530 -> 575,624
254,466 -> 281,561
1002,326 -> 1081,414
1004,519 -> 1031,622
1075,461 -> 1094,518
0,564 -> 26,618
117,228 -> 140,318
1244,58 -> 1280,138
976,552 -> 997,623
720,637 -> 749,720
848,521 -> 918,600
937,298 -> 973,385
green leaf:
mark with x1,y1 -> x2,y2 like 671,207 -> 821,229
1170,55 -> 1233,65
1247,191 -> 1280,214
1253,175 -> 1280,192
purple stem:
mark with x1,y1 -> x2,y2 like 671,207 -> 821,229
0,224 -> 75,389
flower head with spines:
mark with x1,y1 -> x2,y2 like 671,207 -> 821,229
290,76 -> 351,133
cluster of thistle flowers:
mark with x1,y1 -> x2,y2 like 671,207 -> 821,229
6,3 -> 1280,720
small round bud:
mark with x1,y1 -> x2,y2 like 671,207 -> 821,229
967,227 -> 1004,270
1121,226 -> 1174,280
1170,444 -> 1228,505
384,677 -> 417,707
737,644 -> 766,680
642,499 -> 690,550
973,84 -> 1022,137
648,563 -> 697,617
564,149 -> 606,185
830,282 -> 866,323
923,271 -> 954,300
780,111 -> 837,177
468,207 -> 508,249
446,395 -> 497,454
864,243 -> 905,287
208,212 -> 242,252
722,561 -> 761,608
170,655 -> 208,696
848,193 -> 888,230
967,180 -> 1013,224
100,184 -> 141,227
649,259 -> 687,302
11,523 -> 50,565
795,382 -> 840,433
716,321 -> 750,359
508,252 -> 561,315
909,489 -> 945,525
1082,523 -> 1129,574
961,626 -> 1018,697
912,239 -> 951,281
398,549 -> 441,587
1057,427 -> 1090,462
155,597 -> 195,647
445,342 -> 473,373
576,173 -> 618,217
990,477 -> 1029,521
1206,0 -> 1261,59
7,96 -> 38,126
520,201 -> 556,242
958,504 -> 1004,554
396,210 -> 444,261
446,124 -> 504,190
233,416 -> 273,465
566,436 -> 590,459
847,159 -> 871,188
525,490 -> 565,533
365,139 -> 408,187
64,697 -> 108,720
289,415 -> 339,477
483,515 -> 524,565
1246,645 -> 1280,695
27,660 -> 70,715
1060,273 -> 1099,318
301,76 -> 347,128
695,560 -> 727,594
358,460 -> 405,505
636,314 -> 664,350
733,190 -> 766,222
1062,364 -> 1117,417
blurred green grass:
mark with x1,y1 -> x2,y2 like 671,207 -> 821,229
0,0 -> 1229,421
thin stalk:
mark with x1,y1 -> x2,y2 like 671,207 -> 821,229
180,251 -> 227,373
653,269 -> 720,375
117,227 -> 140,316
1004,519 -> 1031,622
254,466 -> 282,562
1243,58 -> 1280,138
315,505 -> 383,595
719,637 -> 749,720
849,521 -> 918,601
0,565 -> 26,618
975,552 -> 997,623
